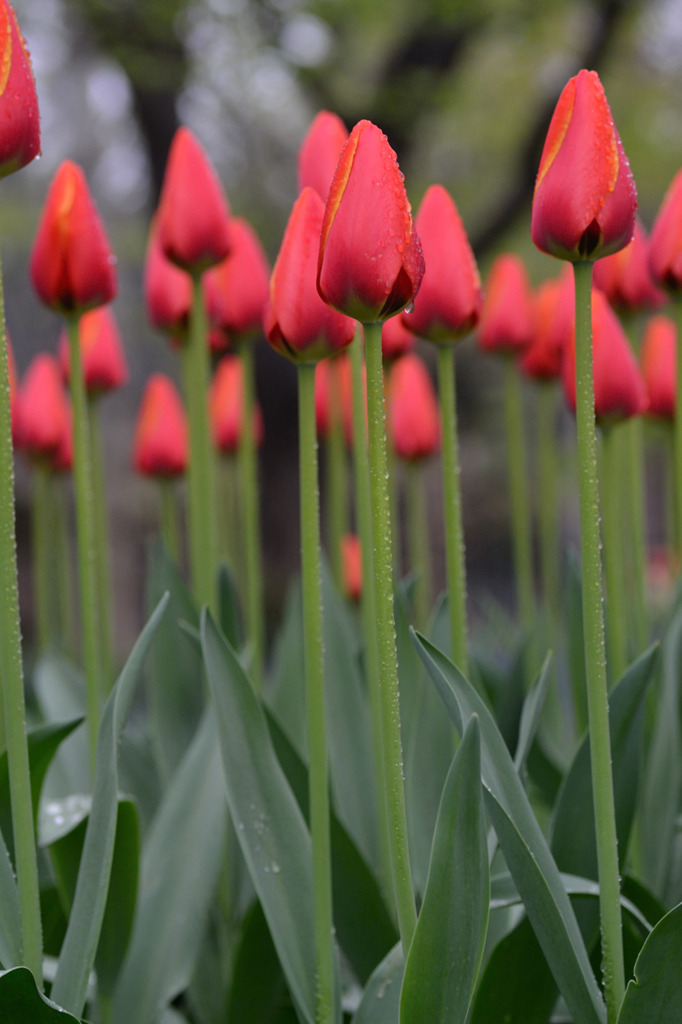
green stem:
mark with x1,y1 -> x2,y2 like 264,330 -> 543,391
238,343 -> 265,685
325,358 -> 347,589
32,463 -> 54,653
0,254 -> 43,983
437,344 -> 469,674
536,381 -> 560,628
159,477 -> 181,564
364,320 -> 416,952
503,355 -> 535,635
87,399 -> 114,692
349,328 -> 392,902
67,314 -> 102,777
181,275 -> 217,612
54,476 -> 76,658
573,259 -> 625,1023
600,425 -> 628,684
297,362 -> 335,1024
405,460 -> 431,630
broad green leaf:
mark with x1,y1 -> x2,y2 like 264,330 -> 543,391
514,654 -> 552,772
218,561 -> 244,650
0,831 -> 20,969
50,594 -> 169,1017
32,656 -> 89,799
266,580 -> 306,756
401,716 -> 489,1024
469,915 -> 558,1024
0,966 -> 82,1023
146,541 -> 205,782
617,902 -> 682,1023
551,645 -> 658,880
352,944 -> 404,1024
640,608 -> 682,900
113,711 -> 227,1024
201,610 -> 318,1024
413,631 -> 606,1024
226,899 -> 290,1024
266,708 -> 398,986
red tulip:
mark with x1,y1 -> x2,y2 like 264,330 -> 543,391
317,119 -> 425,323
478,253 -> 533,354
265,187 -> 356,363
593,219 -> 666,312
405,184 -> 482,343
521,270 -> 573,380
209,354 -> 263,454
649,168 -> 682,292
298,110 -> 349,200
58,305 -> 128,395
17,353 -> 70,460
0,0 -> 40,177
204,217 -> 270,343
314,352 -> 354,445
143,216 -> 193,342
641,315 -> 676,420
341,532 -> 362,603
531,69 -> 637,262
156,127 -> 231,274
381,315 -> 415,361
562,288 -> 648,423
30,161 -> 117,315
133,374 -> 188,477
387,352 -> 441,461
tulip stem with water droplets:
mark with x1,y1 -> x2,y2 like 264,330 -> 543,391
297,361 -> 335,1024
0,249 -> 43,984
364,319 -> 417,952
573,259 -> 625,1023
239,342 -> 265,687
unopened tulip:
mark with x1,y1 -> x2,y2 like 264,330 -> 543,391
210,354 -> 263,454
17,353 -> 70,460
562,288 -> 648,423
58,305 -> 128,395
0,0 -> 40,177
478,253 -> 533,354
649,169 -> 682,292
30,161 -> 117,314
382,315 -> 415,361
156,127 -> 231,274
317,119 -> 425,323
314,352 -> 354,445
133,374 -> 188,477
388,353 -> 441,461
406,184 -> 482,343
531,69 -> 637,262
593,219 -> 666,311
266,187 -> 355,363
204,217 -> 270,343
341,532 -> 362,602
521,271 -> 572,380
144,217 -> 193,341
298,110 -> 349,200
641,315 -> 676,420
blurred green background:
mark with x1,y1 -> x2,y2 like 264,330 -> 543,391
5,0 -> 682,654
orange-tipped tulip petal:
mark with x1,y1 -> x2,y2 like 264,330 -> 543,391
478,253 -> 533,355
531,69 -> 636,262
521,271 -> 572,381
59,305 -> 128,395
29,161 -> 117,315
317,119 -> 425,323
0,0 -> 40,177
593,219 -> 666,312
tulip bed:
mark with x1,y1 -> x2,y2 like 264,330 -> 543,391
2,6 -> 682,1024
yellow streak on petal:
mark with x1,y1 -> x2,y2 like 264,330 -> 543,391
534,79 -> 576,195
0,10 -> 12,99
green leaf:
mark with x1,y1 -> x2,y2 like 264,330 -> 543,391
266,580 -> 306,757
412,631 -> 606,1024
352,944 -> 404,1024
32,656 -> 89,798
112,711 -> 228,1024
50,594 -> 169,1017
514,653 -> 552,772
0,832 -> 20,969
146,541 -> 205,783
218,560 -> 244,651
0,966 -> 82,1023
201,610 -> 318,1024
401,716 -> 489,1024
226,899 -> 290,1024
551,644 -> 658,879
617,902 -> 682,1023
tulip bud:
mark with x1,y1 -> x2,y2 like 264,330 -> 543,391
521,270 -> 572,381
317,119 -> 425,323
58,305 -> 128,396
298,110 -> 349,200
204,217 -> 270,344
387,352 -> 441,461
406,184 -> 482,344
531,69 -> 637,262
341,532 -> 362,603
381,315 -> 415,361
641,315 -> 676,420
0,0 -> 40,178
143,216 -> 193,342
29,161 -> 117,315
133,374 -> 188,477
266,187 -> 356,363
314,352 -> 354,445
649,169 -> 682,293
478,253 -> 533,354
562,288 -> 648,423
209,354 -> 264,454
156,127 -> 231,274
593,219 -> 666,312
17,353 -> 70,460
